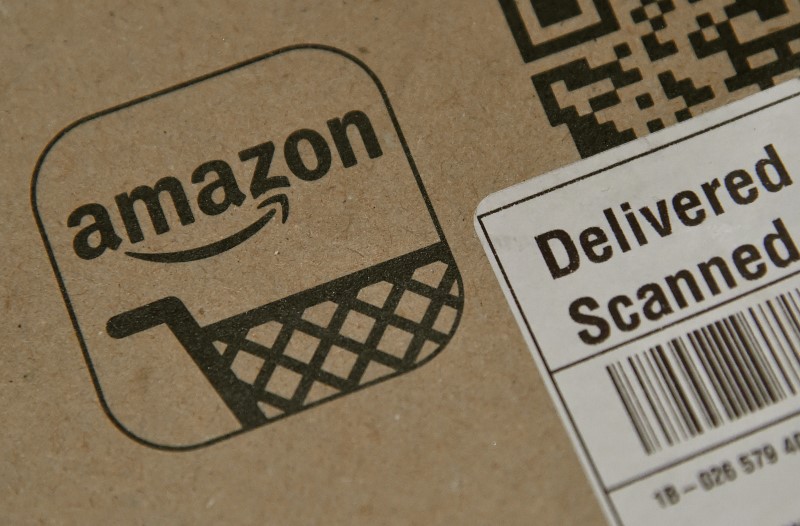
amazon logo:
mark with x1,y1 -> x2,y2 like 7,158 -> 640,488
34,46 -> 464,449
66,109 -> 382,263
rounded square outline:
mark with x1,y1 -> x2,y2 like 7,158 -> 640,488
30,44 -> 464,451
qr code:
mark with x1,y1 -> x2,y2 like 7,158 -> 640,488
499,0 -> 800,157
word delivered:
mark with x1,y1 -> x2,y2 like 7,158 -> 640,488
535,144 -> 792,280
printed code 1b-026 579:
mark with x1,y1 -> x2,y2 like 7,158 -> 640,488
607,288 -> 800,454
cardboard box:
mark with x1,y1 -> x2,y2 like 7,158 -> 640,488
3,1 -> 799,523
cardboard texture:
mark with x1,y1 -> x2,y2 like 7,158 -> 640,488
3,1 -> 799,524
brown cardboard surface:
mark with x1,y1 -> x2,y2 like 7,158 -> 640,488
3,1 -> 799,524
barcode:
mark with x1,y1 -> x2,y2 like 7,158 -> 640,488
607,288 -> 800,455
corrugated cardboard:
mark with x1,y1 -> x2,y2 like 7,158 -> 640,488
3,1 -> 799,524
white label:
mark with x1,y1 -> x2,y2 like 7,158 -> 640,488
476,80 -> 800,526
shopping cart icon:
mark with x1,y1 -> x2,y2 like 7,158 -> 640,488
34,44 -> 464,448
106,241 -> 462,430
